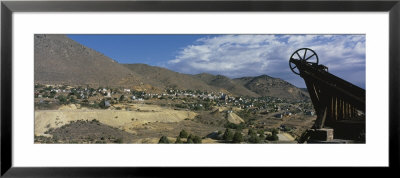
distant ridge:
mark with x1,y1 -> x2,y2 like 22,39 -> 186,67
194,74 -> 259,97
122,64 -> 220,92
234,75 -> 309,100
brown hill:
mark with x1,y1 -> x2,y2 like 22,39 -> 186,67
34,34 -> 143,87
122,64 -> 220,92
194,73 -> 258,97
233,75 -> 309,100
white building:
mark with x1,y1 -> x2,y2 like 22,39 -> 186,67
105,92 -> 112,98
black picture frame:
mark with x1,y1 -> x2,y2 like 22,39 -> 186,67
1,0 -> 399,177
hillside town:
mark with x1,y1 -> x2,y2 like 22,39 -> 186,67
35,83 -> 314,116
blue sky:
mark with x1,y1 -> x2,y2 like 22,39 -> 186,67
67,35 -> 218,65
68,34 -> 365,89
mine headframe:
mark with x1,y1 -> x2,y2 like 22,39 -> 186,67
289,48 -> 365,141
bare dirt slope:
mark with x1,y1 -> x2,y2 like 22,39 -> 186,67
35,104 -> 197,136
226,112 -> 245,124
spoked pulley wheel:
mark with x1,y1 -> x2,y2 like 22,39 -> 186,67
289,48 -> 319,75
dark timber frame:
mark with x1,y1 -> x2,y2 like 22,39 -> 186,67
290,56 -> 366,140
1,0 -> 399,177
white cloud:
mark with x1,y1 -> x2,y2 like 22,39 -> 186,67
167,34 -> 365,88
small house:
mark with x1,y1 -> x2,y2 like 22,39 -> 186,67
274,113 -> 283,119
305,111 -> 314,116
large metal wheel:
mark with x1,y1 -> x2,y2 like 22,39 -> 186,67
289,48 -> 319,75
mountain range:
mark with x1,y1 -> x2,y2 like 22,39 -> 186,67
34,34 -> 309,101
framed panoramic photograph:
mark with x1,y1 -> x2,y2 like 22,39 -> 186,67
1,0 -> 399,177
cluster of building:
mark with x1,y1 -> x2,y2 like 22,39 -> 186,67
34,84 -> 315,116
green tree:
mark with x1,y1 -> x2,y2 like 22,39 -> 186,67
179,129 -> 188,138
192,135 -> 202,143
158,136 -> 170,144
266,133 -> 279,141
57,95 -> 67,104
248,129 -> 256,136
119,95 -> 125,102
266,129 -> 279,141
114,138 -> 123,143
175,136 -> 183,143
258,130 -> 266,140
49,91 -> 57,98
248,134 -> 261,143
271,128 -> 279,135
232,131 -> 243,143
223,129 -> 233,142
69,96 -> 77,103
186,137 -> 194,144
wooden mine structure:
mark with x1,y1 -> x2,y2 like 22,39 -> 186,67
289,48 -> 365,142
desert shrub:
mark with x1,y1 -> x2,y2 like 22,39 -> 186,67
192,135 -> 202,143
186,134 -> 201,143
44,128 -> 54,134
223,129 -> 233,142
91,119 -> 100,124
186,138 -> 194,144
258,130 -> 266,140
175,104 -> 186,108
271,128 -> 279,135
114,138 -> 123,143
44,86 -> 53,91
225,122 -> 245,130
69,96 -> 77,103
179,130 -> 188,138
175,136 -> 183,143
119,95 -> 125,102
266,129 -> 279,141
192,105 -> 203,111
34,84 -> 44,88
248,129 -> 256,136
266,134 -> 279,141
248,134 -> 261,143
57,95 -> 67,104
232,131 -> 243,143
158,136 -> 170,144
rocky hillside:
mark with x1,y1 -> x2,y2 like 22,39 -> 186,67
34,34 -> 143,87
233,75 -> 309,100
